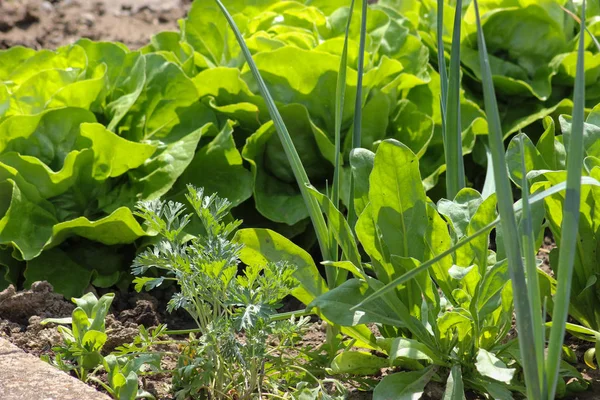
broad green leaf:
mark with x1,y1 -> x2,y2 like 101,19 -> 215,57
0,47 -> 37,81
23,248 -> 92,298
386,337 -> 442,364
437,188 -> 484,241
373,367 -> 435,400
140,31 -> 199,76
71,292 -> 100,316
437,309 -> 472,341
81,330 -> 107,352
193,67 -> 268,130
475,348 -> 515,384
6,64 -> 106,117
355,203 -> 395,283
181,0 -> 278,67
242,104 -> 334,224
506,132 -> 549,186
536,117 -> 566,171
241,46 -> 359,136
171,121 -> 253,207
1,45 -> 87,89
104,52 -> 147,132
308,279 -> 405,327
0,107 -> 96,170
474,260 -> 510,316
369,139 -> 428,259
462,4 -> 569,101
0,179 -> 58,261
47,207 -> 146,251
329,351 -> 387,375
71,307 -> 91,340
443,365 -> 466,400
388,99 -> 434,158
234,228 -> 327,304
89,293 -> 114,331
77,123 -> 157,180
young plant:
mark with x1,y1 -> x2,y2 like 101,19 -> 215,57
92,354 -> 159,400
42,292 -> 115,382
42,293 -> 159,400
132,185 -> 317,399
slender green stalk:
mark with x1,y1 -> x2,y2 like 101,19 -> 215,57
519,134 -> 546,395
546,1 -> 587,397
329,0 -> 356,287
445,0 -> 465,199
347,0 -> 367,230
472,1 -> 540,398
437,0 -> 448,112
332,0 -> 356,210
214,0 -> 331,262
561,5 -> 600,52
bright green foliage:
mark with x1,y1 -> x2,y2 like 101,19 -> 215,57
178,0 -> 481,224
4,0 -> 597,298
98,354 -> 159,400
0,39 -> 251,296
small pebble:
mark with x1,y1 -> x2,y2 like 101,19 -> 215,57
40,1 -> 54,13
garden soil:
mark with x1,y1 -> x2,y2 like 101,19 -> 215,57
0,0 -> 192,50
0,282 -> 376,399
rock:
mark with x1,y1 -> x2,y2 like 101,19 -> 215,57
0,337 -> 112,400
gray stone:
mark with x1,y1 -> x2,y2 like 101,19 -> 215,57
0,337 -> 111,400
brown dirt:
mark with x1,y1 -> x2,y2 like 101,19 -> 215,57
0,282 -> 374,399
0,0 -> 191,50
538,231 -> 556,277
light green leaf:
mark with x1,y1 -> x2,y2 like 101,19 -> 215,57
443,365 -> 466,400
234,228 -> 327,304
369,139 -> 428,259
373,367 -> 435,400
475,348 -> 515,384
329,351 -> 387,375
308,279 -> 404,327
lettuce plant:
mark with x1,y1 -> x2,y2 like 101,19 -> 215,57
0,40 -> 252,297
422,0 -> 600,136
179,0 -> 485,226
